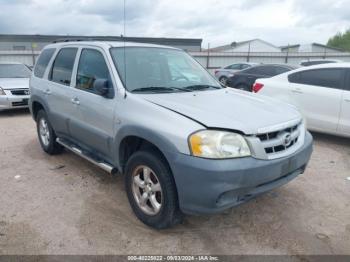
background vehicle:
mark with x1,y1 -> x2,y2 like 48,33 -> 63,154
300,59 -> 341,67
30,41 -> 313,229
226,64 -> 296,91
0,62 -> 31,110
253,63 -> 350,137
214,62 -> 258,85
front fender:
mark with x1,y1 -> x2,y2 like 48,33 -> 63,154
113,125 -> 180,171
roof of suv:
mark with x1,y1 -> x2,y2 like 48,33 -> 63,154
44,41 -> 180,50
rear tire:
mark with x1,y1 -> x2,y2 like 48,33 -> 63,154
125,149 -> 183,229
219,76 -> 228,85
36,110 -> 63,155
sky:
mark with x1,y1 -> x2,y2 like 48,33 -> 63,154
0,0 -> 349,48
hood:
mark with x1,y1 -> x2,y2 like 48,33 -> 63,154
140,89 -> 301,135
0,78 -> 30,90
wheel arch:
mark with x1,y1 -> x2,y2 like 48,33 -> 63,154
115,125 -> 178,174
30,95 -> 50,120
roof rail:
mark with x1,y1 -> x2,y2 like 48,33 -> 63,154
52,37 -> 124,43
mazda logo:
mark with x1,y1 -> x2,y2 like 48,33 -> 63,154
282,133 -> 292,147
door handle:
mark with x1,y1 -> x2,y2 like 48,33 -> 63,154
345,99 -> 350,102
71,97 -> 80,105
43,89 -> 51,95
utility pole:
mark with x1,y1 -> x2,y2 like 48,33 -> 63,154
31,42 -> 37,66
206,43 -> 210,69
247,42 -> 251,62
285,44 -> 289,64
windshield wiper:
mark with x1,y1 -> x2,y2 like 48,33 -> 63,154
131,86 -> 190,93
183,85 -> 222,91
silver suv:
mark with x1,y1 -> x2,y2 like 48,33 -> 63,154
29,41 -> 313,229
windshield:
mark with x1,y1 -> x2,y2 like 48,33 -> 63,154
0,64 -> 31,78
110,47 -> 221,93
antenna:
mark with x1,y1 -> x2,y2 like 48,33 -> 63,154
123,0 -> 127,98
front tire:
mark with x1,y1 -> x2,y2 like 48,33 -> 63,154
36,110 -> 63,155
125,149 -> 183,229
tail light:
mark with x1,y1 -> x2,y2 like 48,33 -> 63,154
214,70 -> 219,75
252,82 -> 264,93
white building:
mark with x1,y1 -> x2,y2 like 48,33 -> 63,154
281,43 -> 343,53
210,39 -> 281,53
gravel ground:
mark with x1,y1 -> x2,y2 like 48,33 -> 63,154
0,109 -> 349,255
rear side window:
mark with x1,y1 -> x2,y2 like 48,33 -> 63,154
225,64 -> 241,70
288,69 -> 343,89
241,64 -> 251,69
274,66 -> 291,75
50,48 -> 78,86
76,49 -> 112,93
34,48 -> 56,78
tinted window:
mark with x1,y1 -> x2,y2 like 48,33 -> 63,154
274,66 -> 291,75
76,49 -> 112,92
34,48 -> 56,78
241,64 -> 251,69
225,64 -> 241,70
50,48 -> 77,86
288,68 -> 343,89
258,66 -> 277,76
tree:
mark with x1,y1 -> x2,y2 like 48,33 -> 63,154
327,29 -> 350,51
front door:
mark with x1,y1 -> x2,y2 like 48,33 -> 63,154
70,47 -> 116,159
338,70 -> 350,135
289,68 -> 344,133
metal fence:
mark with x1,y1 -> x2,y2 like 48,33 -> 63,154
190,51 -> 350,74
1,50 -> 350,73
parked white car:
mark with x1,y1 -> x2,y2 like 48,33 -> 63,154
253,63 -> 350,137
0,62 -> 31,110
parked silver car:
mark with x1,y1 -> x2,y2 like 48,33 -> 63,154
215,62 -> 258,85
0,62 -> 31,110
29,41 -> 313,229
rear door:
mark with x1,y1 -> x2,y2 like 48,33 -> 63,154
338,70 -> 350,135
288,68 -> 344,133
46,47 -> 78,136
244,66 -> 275,88
70,47 -> 116,158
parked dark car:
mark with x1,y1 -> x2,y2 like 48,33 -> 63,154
226,64 -> 296,91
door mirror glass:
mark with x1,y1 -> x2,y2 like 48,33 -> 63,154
93,79 -> 110,97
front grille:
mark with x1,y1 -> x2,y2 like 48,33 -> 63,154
257,123 -> 301,156
12,99 -> 28,107
11,89 -> 30,96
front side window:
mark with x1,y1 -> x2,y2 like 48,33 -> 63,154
110,47 -> 221,93
76,49 -> 112,92
34,48 -> 56,78
0,64 -> 31,78
50,48 -> 77,86
289,68 -> 344,89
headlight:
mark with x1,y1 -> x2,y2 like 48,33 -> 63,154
189,130 -> 251,159
0,87 -> 5,96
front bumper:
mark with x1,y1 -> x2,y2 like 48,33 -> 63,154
169,131 -> 313,215
0,90 -> 29,110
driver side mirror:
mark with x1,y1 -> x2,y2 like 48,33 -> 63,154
93,79 -> 112,98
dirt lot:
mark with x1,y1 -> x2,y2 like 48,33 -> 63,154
0,109 -> 349,255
